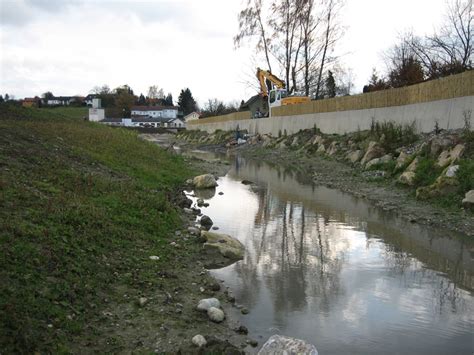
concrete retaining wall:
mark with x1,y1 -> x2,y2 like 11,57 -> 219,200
188,96 -> 473,135
188,70 -> 474,135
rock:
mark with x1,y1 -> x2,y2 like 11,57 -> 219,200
187,226 -> 201,236
312,135 -> 324,145
416,141 -> 430,155
398,171 -> 416,186
192,334 -> 207,348
197,298 -> 221,312
218,192 -> 224,195
185,179 -> 193,185
361,141 -> 385,166
437,144 -> 465,167
396,151 -> 412,170
247,339 -> 259,347
207,307 -> 225,323
258,335 -> 318,355
327,141 -> 338,156
149,255 -> 160,261
430,137 -> 452,156
201,231 -> 245,261
240,307 -> 249,314
316,144 -> 326,153
241,180 -> 253,185
365,157 -> 381,170
445,165 -> 459,177
236,325 -> 248,335
212,226 -> 219,230
416,176 -> 459,200
138,297 -> 148,307
197,198 -> 205,206
193,174 -> 218,189
183,208 -> 193,214
405,157 -> 419,173
291,136 -> 299,147
200,215 -> 213,227
462,190 -> 474,209
347,150 -> 363,163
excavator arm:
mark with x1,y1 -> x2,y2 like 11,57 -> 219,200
256,68 -> 286,97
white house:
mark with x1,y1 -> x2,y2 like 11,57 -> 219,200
166,118 -> 185,128
131,106 -> 179,119
184,111 -> 200,122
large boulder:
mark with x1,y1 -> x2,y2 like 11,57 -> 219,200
416,176 -> 459,200
197,298 -> 221,312
405,157 -> 419,173
207,307 -> 225,323
193,174 -> 218,189
436,144 -> 465,167
258,335 -> 318,355
396,151 -> 412,170
361,141 -> 385,166
327,141 -> 339,156
347,150 -> 364,163
398,171 -> 416,186
316,144 -> 326,153
462,190 -> 474,209
201,231 -> 245,261
430,137 -> 453,156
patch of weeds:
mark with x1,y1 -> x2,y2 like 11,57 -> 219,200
366,160 -> 397,176
457,159 -> 474,193
369,119 -> 418,153
413,158 -> 442,187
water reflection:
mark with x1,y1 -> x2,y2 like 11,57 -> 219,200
196,155 -> 474,354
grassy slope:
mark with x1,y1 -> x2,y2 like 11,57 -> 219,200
0,105 -> 195,352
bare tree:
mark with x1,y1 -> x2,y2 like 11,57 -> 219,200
314,0 -> 344,99
404,0 -> 472,79
269,0 -> 306,92
234,0 -> 274,72
431,0 -> 473,69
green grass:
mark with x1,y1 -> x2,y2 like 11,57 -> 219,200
413,158 -> 442,187
0,105 -> 195,352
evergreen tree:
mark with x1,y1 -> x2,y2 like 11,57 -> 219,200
138,93 -> 146,105
164,93 -> 173,106
177,88 -> 197,115
0,95 -> 4,103
325,71 -> 336,98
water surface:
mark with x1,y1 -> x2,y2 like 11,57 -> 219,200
191,154 -> 474,354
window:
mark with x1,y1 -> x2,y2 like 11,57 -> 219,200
269,91 -> 276,103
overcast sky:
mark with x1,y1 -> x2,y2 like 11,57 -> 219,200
0,0 -> 446,105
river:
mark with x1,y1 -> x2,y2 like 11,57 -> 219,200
184,149 -> 474,354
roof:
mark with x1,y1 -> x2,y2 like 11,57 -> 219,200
184,111 -> 200,118
100,118 -> 122,123
241,94 -> 262,108
131,105 -> 179,112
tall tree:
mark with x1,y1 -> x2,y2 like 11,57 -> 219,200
325,70 -> 336,97
137,93 -> 146,105
178,88 -> 198,116
164,93 -> 174,106
235,0 -> 274,71
42,91 -> 54,100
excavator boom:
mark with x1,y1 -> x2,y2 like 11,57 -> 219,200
256,67 -> 286,97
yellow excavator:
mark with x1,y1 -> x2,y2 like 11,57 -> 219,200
256,67 -> 310,117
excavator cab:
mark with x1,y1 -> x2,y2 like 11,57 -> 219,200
269,89 -> 288,108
